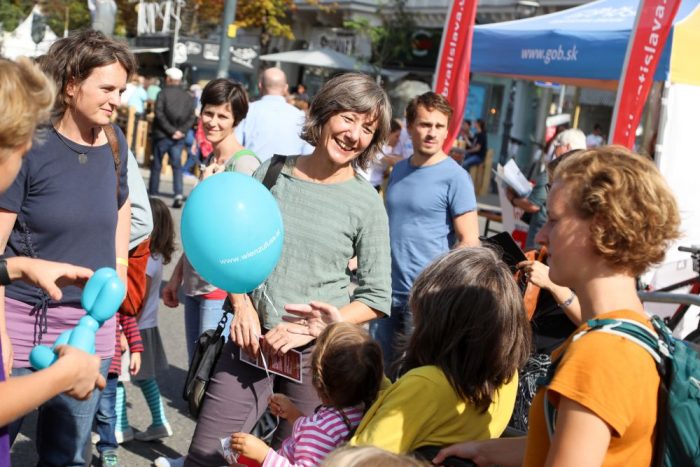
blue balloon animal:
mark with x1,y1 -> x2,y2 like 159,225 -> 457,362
29,267 -> 126,370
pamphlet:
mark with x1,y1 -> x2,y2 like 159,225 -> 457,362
240,338 -> 303,384
493,160 -> 532,197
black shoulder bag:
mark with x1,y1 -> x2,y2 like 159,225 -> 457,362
183,155 -> 286,418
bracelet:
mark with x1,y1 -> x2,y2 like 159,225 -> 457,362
116,257 -> 129,267
560,291 -> 576,308
0,258 -> 11,286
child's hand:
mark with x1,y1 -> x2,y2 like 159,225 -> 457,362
268,393 -> 303,422
120,332 -> 128,352
230,432 -> 270,464
130,351 -> 142,375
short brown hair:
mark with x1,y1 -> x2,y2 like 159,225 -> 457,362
552,146 -> 681,276
301,73 -> 391,170
405,92 -> 453,126
403,247 -> 531,411
200,78 -> 249,127
41,29 -> 136,118
311,322 -> 383,410
0,57 -> 55,150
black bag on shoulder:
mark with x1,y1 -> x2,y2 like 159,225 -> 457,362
182,314 -> 228,418
182,155 -> 286,418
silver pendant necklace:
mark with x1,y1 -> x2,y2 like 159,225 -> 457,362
53,127 -> 95,164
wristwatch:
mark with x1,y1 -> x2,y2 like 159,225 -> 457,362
0,258 -> 11,286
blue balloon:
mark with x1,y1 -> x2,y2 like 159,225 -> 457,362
181,172 -> 284,293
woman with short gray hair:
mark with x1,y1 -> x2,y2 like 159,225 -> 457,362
181,73 -> 392,466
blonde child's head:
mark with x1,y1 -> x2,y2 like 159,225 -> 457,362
311,322 -> 383,410
322,446 -> 428,466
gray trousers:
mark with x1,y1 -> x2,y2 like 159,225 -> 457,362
184,339 -> 320,466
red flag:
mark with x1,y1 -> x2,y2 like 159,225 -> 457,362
610,0 -> 682,148
433,0 -> 479,153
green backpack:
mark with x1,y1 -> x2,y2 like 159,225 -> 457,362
542,316 -> 700,466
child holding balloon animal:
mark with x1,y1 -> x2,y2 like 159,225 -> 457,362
116,198 -> 176,442
228,323 -> 383,467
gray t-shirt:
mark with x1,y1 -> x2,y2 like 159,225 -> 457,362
250,156 -> 392,329
127,150 -> 153,249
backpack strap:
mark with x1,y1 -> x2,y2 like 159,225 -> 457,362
102,124 -> 121,202
576,318 -> 668,364
541,317 -> 669,439
262,155 -> 286,190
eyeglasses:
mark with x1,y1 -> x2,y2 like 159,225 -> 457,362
545,183 -> 551,193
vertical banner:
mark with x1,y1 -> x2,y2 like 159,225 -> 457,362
610,0 -> 682,148
433,0 -> 479,153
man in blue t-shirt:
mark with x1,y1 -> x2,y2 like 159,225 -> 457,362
372,92 -> 480,374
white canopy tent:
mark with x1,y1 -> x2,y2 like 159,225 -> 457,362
260,48 -> 375,72
0,6 -> 58,59
259,47 -> 407,81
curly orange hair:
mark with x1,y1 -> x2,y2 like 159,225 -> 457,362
552,146 -> 681,276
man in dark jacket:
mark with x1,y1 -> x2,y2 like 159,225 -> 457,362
149,67 -> 196,208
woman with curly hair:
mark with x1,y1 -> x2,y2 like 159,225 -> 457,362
434,146 -> 681,467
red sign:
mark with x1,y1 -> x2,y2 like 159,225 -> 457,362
610,0 -> 681,148
433,0 -> 479,153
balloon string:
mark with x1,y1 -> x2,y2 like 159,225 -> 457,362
259,282 -> 281,317
255,333 -> 280,443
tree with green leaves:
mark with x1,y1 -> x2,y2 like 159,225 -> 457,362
344,0 -> 416,71
0,0 -> 96,38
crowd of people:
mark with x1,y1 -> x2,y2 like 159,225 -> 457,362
0,29 -> 683,467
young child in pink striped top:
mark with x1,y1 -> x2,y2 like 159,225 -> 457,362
230,323 -> 384,467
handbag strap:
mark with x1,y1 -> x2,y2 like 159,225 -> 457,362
262,155 -> 286,190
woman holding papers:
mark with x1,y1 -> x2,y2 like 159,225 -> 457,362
182,73 -> 392,467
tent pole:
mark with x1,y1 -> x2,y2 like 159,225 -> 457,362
499,80 -> 517,166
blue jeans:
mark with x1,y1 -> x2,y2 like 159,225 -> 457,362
94,374 -> 118,454
149,136 -> 185,196
184,295 -> 230,361
182,129 -> 199,175
462,154 -> 484,172
10,358 -> 111,466
369,303 -> 412,380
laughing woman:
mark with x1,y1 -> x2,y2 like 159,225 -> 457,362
182,72 -> 392,466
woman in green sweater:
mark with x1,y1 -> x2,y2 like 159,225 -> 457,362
183,73 -> 392,466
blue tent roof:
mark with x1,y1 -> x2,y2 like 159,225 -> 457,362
472,0 -> 700,83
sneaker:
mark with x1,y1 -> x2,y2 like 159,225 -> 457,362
100,450 -> 120,467
115,427 -> 134,444
172,195 -> 183,209
154,456 -> 184,467
134,423 -> 173,442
